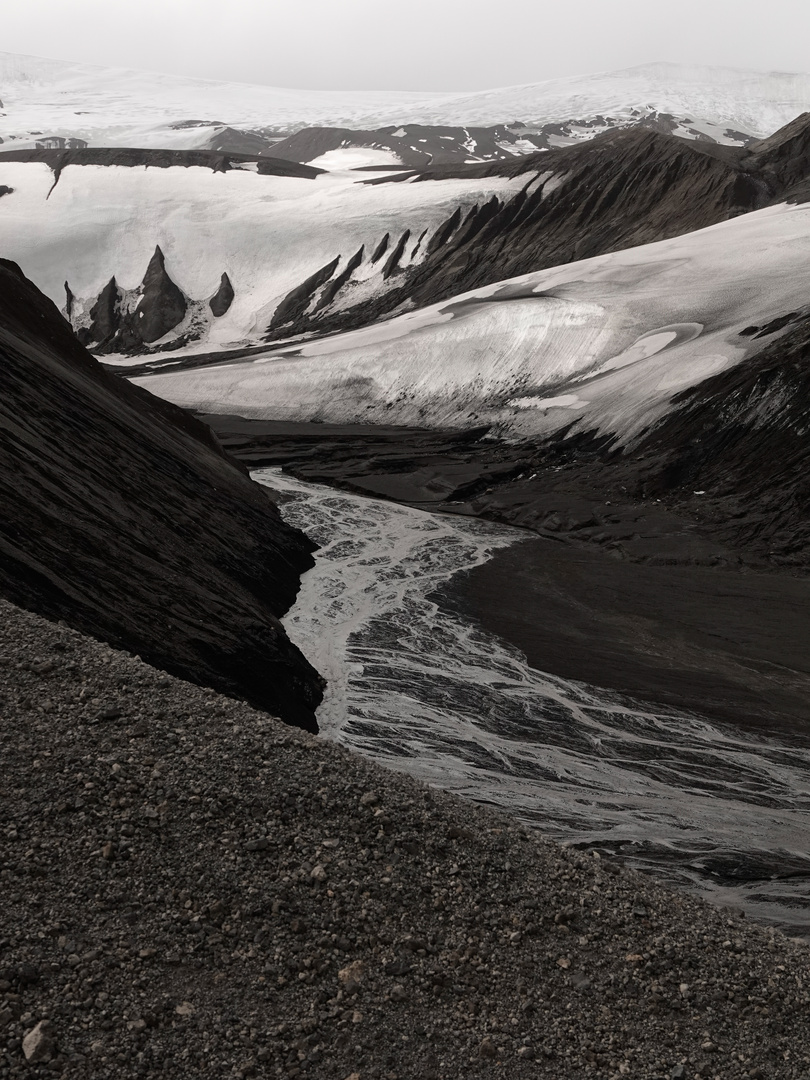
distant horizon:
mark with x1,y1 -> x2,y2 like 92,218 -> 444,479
4,48 -> 810,98
6,0 -> 810,94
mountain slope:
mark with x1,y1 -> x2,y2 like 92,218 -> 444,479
0,258 -> 323,730
5,117 -> 808,360
261,128 -> 775,342
636,308 -> 810,565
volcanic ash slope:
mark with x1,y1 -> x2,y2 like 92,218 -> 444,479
0,258 -> 322,730
3,597 -> 810,1079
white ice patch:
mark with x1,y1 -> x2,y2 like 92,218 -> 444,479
598,324 -> 701,373
307,147 -> 405,170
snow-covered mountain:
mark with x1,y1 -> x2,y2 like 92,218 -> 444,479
3,51 -> 810,159
3,51 -> 810,458
130,201 -> 810,446
4,114 -> 807,359
0,51 -> 439,151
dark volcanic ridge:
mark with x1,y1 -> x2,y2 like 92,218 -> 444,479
0,146 -> 324,180
0,259 -> 323,730
264,109 -> 760,170
3,597 -> 810,1080
261,118 -> 810,343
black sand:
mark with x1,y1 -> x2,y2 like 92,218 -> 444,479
442,536 -> 810,736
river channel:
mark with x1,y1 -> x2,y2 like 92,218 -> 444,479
255,468 -> 810,933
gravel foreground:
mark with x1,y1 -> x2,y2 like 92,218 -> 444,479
2,600 -> 810,1080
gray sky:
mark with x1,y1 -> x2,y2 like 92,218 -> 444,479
5,0 -> 810,91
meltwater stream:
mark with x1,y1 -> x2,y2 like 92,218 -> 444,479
255,468 -> 810,932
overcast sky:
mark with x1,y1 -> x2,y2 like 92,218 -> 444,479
5,0 -> 810,91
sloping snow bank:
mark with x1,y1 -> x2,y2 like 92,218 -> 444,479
133,202 -> 810,444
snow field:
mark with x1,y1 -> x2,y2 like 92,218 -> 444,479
0,160 -> 529,345
134,202 -> 810,444
3,53 -> 810,148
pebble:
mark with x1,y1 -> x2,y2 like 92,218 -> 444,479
22,1020 -> 55,1063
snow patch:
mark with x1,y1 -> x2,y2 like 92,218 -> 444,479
307,147 -> 405,170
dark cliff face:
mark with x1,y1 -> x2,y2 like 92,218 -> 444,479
0,259 -> 324,731
136,246 -> 188,343
0,146 -> 325,179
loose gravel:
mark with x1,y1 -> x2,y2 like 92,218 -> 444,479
2,598 -> 810,1080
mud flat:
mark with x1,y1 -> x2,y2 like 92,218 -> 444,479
443,535 -> 810,736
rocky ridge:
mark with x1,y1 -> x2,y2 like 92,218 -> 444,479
0,147 -> 323,180
265,110 -> 758,171
263,120 -> 810,342
2,598 -> 810,1080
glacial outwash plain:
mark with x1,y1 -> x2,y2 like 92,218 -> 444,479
4,49 -> 810,1078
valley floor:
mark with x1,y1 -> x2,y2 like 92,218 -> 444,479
3,598 -> 810,1080
204,414 -> 810,739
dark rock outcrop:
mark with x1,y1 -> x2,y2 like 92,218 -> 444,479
209,272 -> 234,317
0,259 -> 323,730
137,246 -> 187,343
370,233 -> 390,263
268,256 -> 340,332
78,275 -> 119,347
381,229 -> 411,279
426,205 -> 462,255
73,255 -> 239,353
317,246 -> 364,311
